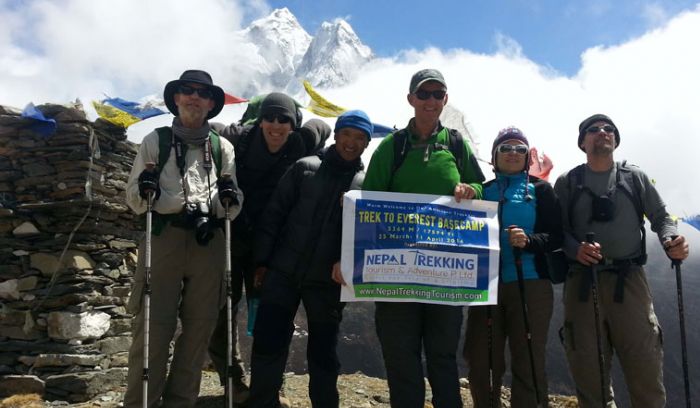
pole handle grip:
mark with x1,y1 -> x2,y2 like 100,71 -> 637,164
585,232 -> 595,244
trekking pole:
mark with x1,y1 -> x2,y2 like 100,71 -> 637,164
667,236 -> 691,408
221,174 -> 234,408
487,305 -> 495,408
224,200 -> 234,408
513,247 -> 543,407
142,162 -> 156,408
586,232 -> 607,408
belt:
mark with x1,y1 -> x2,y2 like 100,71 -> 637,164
578,256 -> 644,303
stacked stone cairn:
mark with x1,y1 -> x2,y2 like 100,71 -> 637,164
0,102 -> 142,402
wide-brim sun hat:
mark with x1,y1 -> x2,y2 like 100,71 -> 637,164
163,69 -> 225,120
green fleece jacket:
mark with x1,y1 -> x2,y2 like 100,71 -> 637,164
363,121 -> 484,196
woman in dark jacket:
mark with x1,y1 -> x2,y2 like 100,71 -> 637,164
464,127 -> 562,408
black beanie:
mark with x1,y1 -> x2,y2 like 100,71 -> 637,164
260,92 -> 298,128
577,113 -> 620,151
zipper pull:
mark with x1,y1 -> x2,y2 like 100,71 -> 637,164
423,144 -> 431,162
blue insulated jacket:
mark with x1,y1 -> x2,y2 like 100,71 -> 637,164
483,173 -> 563,283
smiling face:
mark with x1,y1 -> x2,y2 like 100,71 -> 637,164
581,120 -> 616,156
173,82 -> 215,127
334,127 -> 369,162
260,115 -> 293,153
495,139 -> 529,174
407,80 -> 448,124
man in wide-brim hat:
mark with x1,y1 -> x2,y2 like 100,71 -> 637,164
123,69 -> 243,407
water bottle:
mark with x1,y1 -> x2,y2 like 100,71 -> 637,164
247,297 -> 260,336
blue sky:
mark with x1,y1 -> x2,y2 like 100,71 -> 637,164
267,0 -> 698,75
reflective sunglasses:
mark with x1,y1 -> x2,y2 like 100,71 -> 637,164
414,89 -> 447,100
497,144 -> 529,155
586,124 -> 616,134
177,84 -> 214,99
262,113 -> 292,124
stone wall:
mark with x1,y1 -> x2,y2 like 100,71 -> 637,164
0,103 -> 141,402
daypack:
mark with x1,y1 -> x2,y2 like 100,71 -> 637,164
566,160 -> 647,264
155,126 -> 223,178
391,127 -> 484,183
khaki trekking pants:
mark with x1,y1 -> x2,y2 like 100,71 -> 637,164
123,224 -> 225,408
464,279 -> 553,408
561,264 -> 664,408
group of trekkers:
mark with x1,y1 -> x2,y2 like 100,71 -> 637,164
122,67 -> 689,408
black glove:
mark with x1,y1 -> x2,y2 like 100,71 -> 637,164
217,176 -> 238,206
138,169 -> 160,200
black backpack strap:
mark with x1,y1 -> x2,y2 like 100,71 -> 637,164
567,164 -> 587,229
155,127 -> 173,173
615,161 -> 647,264
447,128 -> 463,173
388,129 -> 410,188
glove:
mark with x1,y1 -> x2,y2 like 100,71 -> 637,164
254,266 -> 268,289
138,169 -> 160,200
217,175 -> 239,206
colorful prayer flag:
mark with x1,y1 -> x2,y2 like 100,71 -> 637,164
92,97 -> 166,128
21,103 -> 57,137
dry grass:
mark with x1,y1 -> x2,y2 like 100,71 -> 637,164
0,394 -> 44,408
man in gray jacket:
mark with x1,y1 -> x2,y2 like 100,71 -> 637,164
554,113 -> 688,408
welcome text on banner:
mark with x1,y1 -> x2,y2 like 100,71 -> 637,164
340,190 -> 500,305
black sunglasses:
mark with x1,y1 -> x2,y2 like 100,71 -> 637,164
497,144 -> 529,155
262,113 -> 292,124
177,84 -> 214,99
586,124 -> 616,134
414,89 -> 447,100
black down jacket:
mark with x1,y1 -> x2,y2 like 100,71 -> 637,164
255,145 -> 364,285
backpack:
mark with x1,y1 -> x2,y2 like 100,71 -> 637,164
566,160 -> 647,264
391,127 -> 484,183
155,126 -> 223,178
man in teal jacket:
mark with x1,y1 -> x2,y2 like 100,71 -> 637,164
363,68 -> 485,408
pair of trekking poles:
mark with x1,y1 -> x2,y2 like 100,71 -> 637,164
140,167 -> 239,408
484,229 -> 545,408
486,232 -> 692,408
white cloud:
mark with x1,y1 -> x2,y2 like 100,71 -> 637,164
1,1 -> 699,215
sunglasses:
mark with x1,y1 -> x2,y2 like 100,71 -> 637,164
177,85 -> 214,99
586,124 -> 616,134
414,89 -> 447,100
497,144 -> 529,155
262,113 -> 292,124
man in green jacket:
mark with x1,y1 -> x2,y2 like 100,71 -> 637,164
363,68 -> 485,407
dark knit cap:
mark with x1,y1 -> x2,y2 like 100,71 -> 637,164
577,113 -> 620,151
260,92 -> 298,128
491,126 -> 529,164
334,110 -> 373,141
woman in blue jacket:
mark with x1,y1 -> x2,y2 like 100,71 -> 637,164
464,127 -> 562,408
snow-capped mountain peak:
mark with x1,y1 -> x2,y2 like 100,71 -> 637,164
297,19 -> 373,89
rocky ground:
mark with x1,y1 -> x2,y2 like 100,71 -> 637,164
0,370 -> 580,407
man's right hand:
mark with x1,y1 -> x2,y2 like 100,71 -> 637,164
254,266 -> 268,289
138,168 -> 160,200
576,241 -> 602,266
